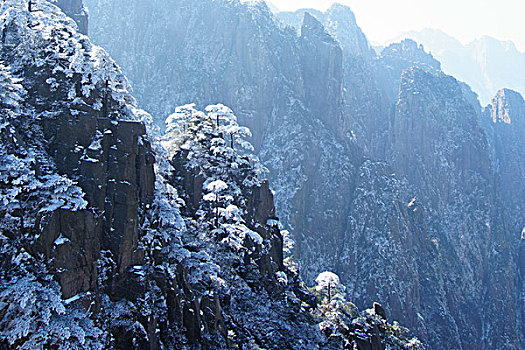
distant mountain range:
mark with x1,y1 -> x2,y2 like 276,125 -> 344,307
386,28 -> 525,105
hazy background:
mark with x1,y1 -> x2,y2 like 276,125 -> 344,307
267,0 -> 525,51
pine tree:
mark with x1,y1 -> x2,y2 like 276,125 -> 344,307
0,63 -> 24,109
163,103 -> 268,246
203,179 -> 228,228
205,104 -> 253,152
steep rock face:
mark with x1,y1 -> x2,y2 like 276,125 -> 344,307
484,89 -> 525,223
393,68 -> 490,198
519,240 -> 525,349
377,39 -> 441,103
276,5 -> 381,150
392,68 -> 518,349
336,161 -> 429,340
35,209 -> 101,299
482,90 -> 525,220
342,64 -> 522,349
277,3 -> 372,58
278,13 -> 442,162
299,13 -> 344,131
482,89 -> 525,349
323,4 -> 372,58
37,117 -> 155,299
83,0 -> 525,348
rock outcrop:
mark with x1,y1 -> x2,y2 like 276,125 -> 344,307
36,116 -> 155,299
1,0 -> 154,303
278,4 -> 372,58
389,29 -> 525,105
482,89 -> 525,349
299,13 -> 344,131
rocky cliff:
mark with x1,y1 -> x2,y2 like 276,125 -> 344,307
482,89 -> 525,349
0,1 -> 422,349
278,4 -> 372,58
79,0 -> 525,348
394,68 -> 516,349
483,90 -> 525,228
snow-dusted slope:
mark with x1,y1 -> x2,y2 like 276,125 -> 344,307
82,0 -> 525,348
0,1 -> 423,349
0,0 -> 154,347
482,90 -> 525,346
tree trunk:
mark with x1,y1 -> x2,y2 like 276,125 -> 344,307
104,79 -> 109,117
215,195 -> 219,228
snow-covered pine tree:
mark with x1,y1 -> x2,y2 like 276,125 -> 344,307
166,103 -> 202,133
315,271 -> 345,305
0,260 -> 104,349
0,63 -> 23,109
310,271 -> 423,349
0,55 -> 99,350
205,104 -> 253,151
164,103 -> 268,245
203,179 -> 228,228
163,103 -> 205,157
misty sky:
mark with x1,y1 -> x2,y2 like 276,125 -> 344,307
268,0 -> 525,51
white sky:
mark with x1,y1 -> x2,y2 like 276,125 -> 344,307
268,0 -> 525,51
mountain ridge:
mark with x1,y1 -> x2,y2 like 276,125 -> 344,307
387,28 -> 525,105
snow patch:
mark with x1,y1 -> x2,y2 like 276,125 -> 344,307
54,234 -> 70,246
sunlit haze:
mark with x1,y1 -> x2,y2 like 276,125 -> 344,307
267,0 -> 525,51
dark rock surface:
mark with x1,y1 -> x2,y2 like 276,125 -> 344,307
35,209 -> 101,299
481,88 -> 525,349
38,115 -> 155,298
299,13 -> 344,132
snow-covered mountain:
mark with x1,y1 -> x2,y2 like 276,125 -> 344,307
388,28 -> 525,105
0,0 -> 423,348
84,0 -> 525,348
1,0 -> 524,348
